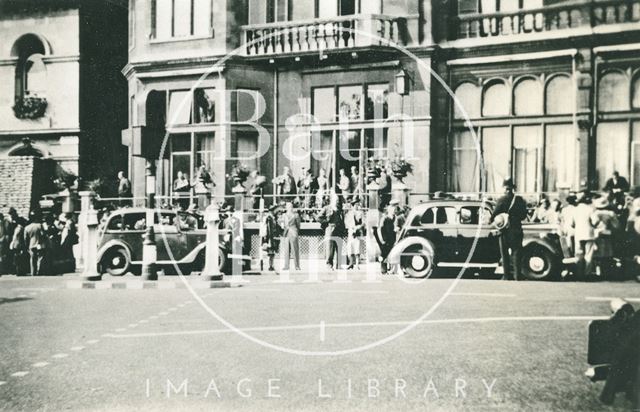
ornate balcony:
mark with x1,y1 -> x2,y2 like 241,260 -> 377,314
455,0 -> 640,40
242,14 -> 406,57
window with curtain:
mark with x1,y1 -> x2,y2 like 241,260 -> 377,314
338,85 -> 363,121
451,130 -> 480,192
365,84 -> 389,120
453,82 -> 481,119
267,0 -> 290,22
598,71 -> 629,112
171,134 -> 192,187
168,90 -> 192,125
313,87 -> 336,123
194,88 -> 216,123
513,78 -> 543,116
482,81 -> 509,117
24,54 -> 47,96
482,127 -> 510,192
311,131 -> 334,179
513,126 -> 542,193
196,132 -> 216,172
544,124 -> 576,191
632,75 -> 640,109
545,75 -> 573,114
633,121 -> 640,186
596,122 -> 629,188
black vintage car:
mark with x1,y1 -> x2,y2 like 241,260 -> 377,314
96,208 -> 248,276
387,199 -> 573,280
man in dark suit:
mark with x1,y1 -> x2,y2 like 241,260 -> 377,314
281,202 -> 301,271
603,171 -> 630,207
491,178 -> 528,280
117,171 -> 132,207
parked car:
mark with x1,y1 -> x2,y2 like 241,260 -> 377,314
387,199 -> 574,280
96,208 -> 247,276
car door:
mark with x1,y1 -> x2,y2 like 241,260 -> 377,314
456,205 -> 501,264
417,205 -> 459,263
154,212 -> 188,262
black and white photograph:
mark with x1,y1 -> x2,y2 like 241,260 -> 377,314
0,0 -> 639,410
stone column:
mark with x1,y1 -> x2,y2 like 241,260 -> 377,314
366,182 -> 381,263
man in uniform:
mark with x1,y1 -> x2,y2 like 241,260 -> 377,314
491,178 -> 528,280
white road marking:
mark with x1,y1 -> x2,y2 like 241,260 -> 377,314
70,346 -> 84,351
32,362 -> 49,368
28,292 -> 38,296
52,353 -> 69,359
320,321 -> 325,342
450,292 -> 516,298
11,371 -> 29,377
16,295 -> 28,299
586,297 -> 640,303
106,315 -> 609,339
327,290 -> 388,295
86,340 -> 99,345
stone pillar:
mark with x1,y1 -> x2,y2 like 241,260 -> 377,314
77,191 -> 94,272
81,207 -> 101,281
392,180 -> 411,207
141,161 -> 158,281
232,184 -> 247,212
201,202 -> 223,281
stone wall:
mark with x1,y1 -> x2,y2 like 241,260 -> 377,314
0,156 -> 50,217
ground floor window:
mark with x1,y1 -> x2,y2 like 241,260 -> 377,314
310,127 -> 389,189
450,122 -> 577,193
164,132 -> 216,204
596,120 -> 640,188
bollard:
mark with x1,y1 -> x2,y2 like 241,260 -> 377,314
141,224 -> 158,281
366,183 -> 381,263
81,207 -> 101,281
201,202 -> 223,281
233,184 -> 247,212
77,191 -> 94,271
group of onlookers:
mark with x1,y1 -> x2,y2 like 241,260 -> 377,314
0,208 -> 77,276
530,172 -> 640,280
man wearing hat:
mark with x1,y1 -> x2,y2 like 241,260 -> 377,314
344,199 -> 365,270
590,196 -> 620,277
491,178 -> 528,280
259,205 -> 280,271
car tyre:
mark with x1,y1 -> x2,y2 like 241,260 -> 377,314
191,248 -> 228,275
519,244 -> 560,281
400,244 -> 435,279
100,247 -> 131,276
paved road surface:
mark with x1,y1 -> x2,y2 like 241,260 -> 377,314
0,273 -> 638,411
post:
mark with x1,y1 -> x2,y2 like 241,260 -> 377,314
81,207 -> 101,281
201,202 -> 223,281
77,191 -> 94,271
366,182 -> 381,263
233,184 -> 247,212
141,161 -> 158,281
392,181 -> 411,207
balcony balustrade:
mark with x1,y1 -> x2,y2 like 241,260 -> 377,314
456,0 -> 640,40
242,14 -> 405,57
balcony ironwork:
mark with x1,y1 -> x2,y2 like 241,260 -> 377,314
455,0 -> 640,40
242,14 -> 405,57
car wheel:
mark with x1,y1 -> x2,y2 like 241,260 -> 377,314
192,248 -> 228,274
400,244 -> 434,279
519,244 -> 560,281
101,247 -> 130,276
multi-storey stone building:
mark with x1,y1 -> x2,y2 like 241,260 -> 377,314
122,0 -> 640,202
0,0 -> 128,213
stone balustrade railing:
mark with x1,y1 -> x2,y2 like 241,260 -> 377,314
456,0 -> 640,39
242,14 -> 405,57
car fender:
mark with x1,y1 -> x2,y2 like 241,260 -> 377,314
179,242 -> 232,264
522,237 -> 562,258
97,240 -> 132,264
388,236 -> 436,265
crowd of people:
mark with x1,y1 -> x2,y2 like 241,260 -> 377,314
258,191 -> 407,273
520,172 -> 640,280
0,208 -> 77,276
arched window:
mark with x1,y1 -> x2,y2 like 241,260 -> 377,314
513,77 -> 542,116
545,75 -> 573,114
632,74 -> 640,109
598,71 -> 629,112
12,34 -> 49,100
453,82 -> 481,119
482,80 -> 509,117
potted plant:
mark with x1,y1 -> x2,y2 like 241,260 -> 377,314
12,95 -> 48,120
389,156 -> 413,183
227,164 -> 251,192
